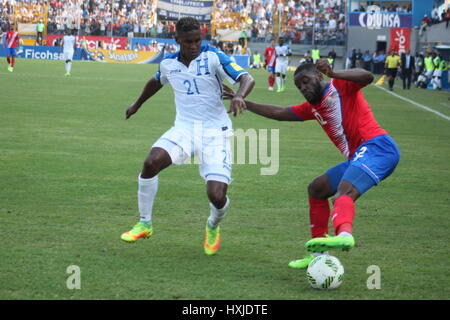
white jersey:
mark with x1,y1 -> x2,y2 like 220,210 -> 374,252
275,44 -> 290,64
63,35 -> 76,52
156,45 -> 248,132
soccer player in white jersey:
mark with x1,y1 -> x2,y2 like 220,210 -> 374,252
274,37 -> 291,93
62,29 -> 76,76
120,17 -> 255,255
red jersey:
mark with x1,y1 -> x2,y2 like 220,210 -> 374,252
291,78 -> 387,159
264,47 -> 276,67
6,31 -> 20,49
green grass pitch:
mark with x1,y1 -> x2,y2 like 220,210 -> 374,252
0,59 -> 449,299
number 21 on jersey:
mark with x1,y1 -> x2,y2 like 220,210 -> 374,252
184,79 -> 200,95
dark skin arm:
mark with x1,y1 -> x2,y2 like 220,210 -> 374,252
316,58 -> 374,86
223,85 -> 299,121
125,77 -> 163,119
228,73 -> 255,117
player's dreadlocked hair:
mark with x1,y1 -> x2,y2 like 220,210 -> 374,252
176,17 -> 200,35
294,62 -> 317,77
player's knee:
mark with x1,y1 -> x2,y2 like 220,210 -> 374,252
207,185 -> 227,208
142,159 -> 156,175
142,157 -> 163,177
307,178 -> 329,200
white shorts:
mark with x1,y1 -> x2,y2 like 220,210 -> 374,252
433,70 -> 442,78
424,70 -> 434,79
64,50 -> 74,61
152,126 -> 233,184
275,60 -> 288,74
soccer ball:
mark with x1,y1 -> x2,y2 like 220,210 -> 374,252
306,255 -> 344,290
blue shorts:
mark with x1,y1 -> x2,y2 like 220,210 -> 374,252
326,135 -> 400,195
8,48 -> 16,56
268,66 -> 275,73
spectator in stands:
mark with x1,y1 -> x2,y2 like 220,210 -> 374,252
431,6 -> 439,24
419,15 -> 432,35
445,8 -> 450,28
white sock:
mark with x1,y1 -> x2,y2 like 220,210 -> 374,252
208,197 -> 230,228
276,76 -> 281,89
67,62 -> 72,73
138,174 -> 158,223
338,231 -> 352,237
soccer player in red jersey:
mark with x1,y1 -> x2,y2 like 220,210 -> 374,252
223,59 -> 400,268
5,24 -> 20,72
264,40 -> 276,91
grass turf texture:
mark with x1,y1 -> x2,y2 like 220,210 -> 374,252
0,59 -> 449,299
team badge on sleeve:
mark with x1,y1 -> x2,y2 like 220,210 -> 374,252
230,63 -> 244,71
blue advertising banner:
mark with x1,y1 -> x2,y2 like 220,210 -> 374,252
0,45 -> 84,60
156,0 -> 213,22
0,45 -> 250,68
349,12 -> 412,29
231,55 -> 249,69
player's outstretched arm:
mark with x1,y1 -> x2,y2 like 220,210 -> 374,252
125,77 -> 163,120
223,85 -> 299,121
316,58 -> 374,86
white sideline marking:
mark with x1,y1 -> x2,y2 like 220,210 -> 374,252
374,85 -> 450,122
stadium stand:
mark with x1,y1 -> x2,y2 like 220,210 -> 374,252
1,0 -> 346,45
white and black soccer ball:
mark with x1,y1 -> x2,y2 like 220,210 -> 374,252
306,255 -> 344,290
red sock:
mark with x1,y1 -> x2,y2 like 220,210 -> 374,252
309,198 -> 330,238
332,195 -> 355,235
7,57 -> 10,65
11,58 -> 15,68
268,74 -> 275,87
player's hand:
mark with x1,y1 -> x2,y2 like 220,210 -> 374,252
222,84 -> 235,100
316,59 -> 333,77
229,95 -> 246,117
222,84 -> 245,117
125,103 -> 140,120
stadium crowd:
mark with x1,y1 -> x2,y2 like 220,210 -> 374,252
352,1 -> 412,13
0,0 -> 161,37
281,0 -> 346,45
1,0 -> 345,45
213,0 -> 347,45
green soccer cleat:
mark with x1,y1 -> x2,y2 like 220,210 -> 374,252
288,254 -> 314,269
204,222 -> 221,255
120,222 -> 153,242
280,84 -> 286,92
8,66 -> 13,72
65,72 -> 71,77
305,235 -> 355,253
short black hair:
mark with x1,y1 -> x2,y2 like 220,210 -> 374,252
176,17 -> 200,35
294,62 -> 317,77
